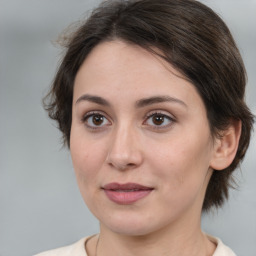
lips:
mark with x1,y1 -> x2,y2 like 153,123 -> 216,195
102,183 -> 153,205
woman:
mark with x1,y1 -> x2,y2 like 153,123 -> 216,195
36,0 -> 254,255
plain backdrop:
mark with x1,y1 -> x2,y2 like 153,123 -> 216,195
1,1 -> 255,255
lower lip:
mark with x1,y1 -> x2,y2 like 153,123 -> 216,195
103,189 -> 152,205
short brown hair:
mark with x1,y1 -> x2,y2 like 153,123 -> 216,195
44,0 -> 254,211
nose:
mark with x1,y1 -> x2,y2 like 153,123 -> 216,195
106,125 -> 143,171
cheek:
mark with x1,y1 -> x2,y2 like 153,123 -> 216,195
147,140 -> 212,218
146,132 -> 213,191
70,129 -> 107,191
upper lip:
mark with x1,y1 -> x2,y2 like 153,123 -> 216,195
102,183 -> 153,191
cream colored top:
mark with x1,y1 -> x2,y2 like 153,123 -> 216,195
34,234 -> 236,256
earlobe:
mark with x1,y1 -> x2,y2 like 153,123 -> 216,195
210,120 -> 242,171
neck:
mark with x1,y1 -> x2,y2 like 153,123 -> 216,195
96,214 -> 215,256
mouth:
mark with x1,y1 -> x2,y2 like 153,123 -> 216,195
102,183 -> 154,205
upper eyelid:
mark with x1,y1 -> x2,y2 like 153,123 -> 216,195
82,110 -> 111,121
145,110 -> 175,120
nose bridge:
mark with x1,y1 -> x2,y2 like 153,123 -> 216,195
106,121 -> 142,170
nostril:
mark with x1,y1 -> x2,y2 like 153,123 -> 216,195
106,140 -> 143,170
107,161 -> 137,171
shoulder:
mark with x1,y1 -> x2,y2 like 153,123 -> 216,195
34,236 -> 93,256
207,235 -> 237,256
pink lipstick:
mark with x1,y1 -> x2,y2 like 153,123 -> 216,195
102,183 -> 153,205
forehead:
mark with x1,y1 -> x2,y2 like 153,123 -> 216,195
76,40 -> 184,82
73,40 -> 205,111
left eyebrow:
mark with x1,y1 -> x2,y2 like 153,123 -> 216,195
75,94 -> 111,106
135,96 -> 188,108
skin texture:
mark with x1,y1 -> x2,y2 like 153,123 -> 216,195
70,40 -> 240,256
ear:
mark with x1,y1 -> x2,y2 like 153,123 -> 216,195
210,119 -> 242,171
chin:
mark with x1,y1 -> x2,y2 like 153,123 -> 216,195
108,223 -> 154,237
99,212 -> 161,237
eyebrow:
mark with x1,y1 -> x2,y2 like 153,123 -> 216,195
135,95 -> 187,108
75,94 -> 110,106
75,94 -> 187,108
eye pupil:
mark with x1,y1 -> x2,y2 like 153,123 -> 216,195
93,115 -> 104,125
153,115 -> 164,125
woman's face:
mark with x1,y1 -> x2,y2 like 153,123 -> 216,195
70,40 -> 216,236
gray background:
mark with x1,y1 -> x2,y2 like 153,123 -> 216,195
1,0 -> 255,255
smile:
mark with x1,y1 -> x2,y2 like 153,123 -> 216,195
102,183 -> 154,205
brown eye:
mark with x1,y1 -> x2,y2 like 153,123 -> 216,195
152,115 -> 165,125
144,112 -> 174,129
92,115 -> 104,125
83,113 -> 111,129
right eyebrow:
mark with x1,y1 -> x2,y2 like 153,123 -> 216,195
135,95 -> 188,109
75,94 -> 111,106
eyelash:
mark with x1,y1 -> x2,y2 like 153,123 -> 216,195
81,111 -> 175,131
